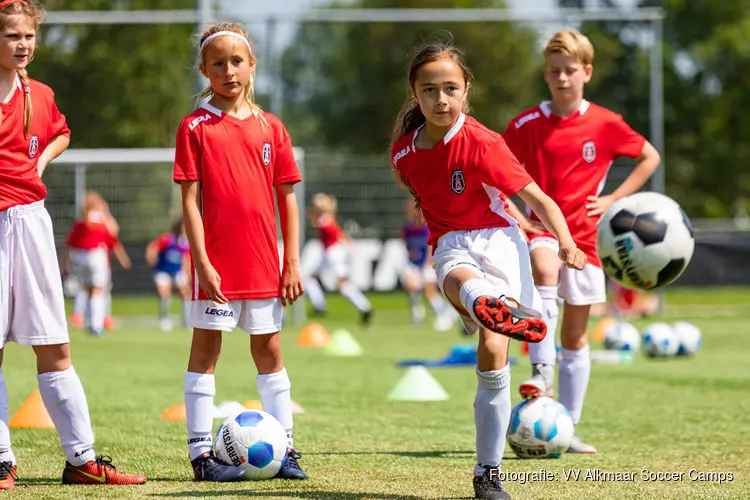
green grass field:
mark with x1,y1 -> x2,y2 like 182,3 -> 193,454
2,288 -> 749,499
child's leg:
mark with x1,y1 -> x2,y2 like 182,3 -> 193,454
303,276 -> 327,314
0,355 -> 14,467
338,279 -> 372,314
185,328 -> 222,461
402,267 -> 425,325
72,289 -> 87,324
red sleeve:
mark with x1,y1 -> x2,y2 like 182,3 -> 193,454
609,115 -> 646,159
48,94 -> 70,139
156,233 -> 170,251
174,120 -> 200,182
478,138 -> 534,198
272,120 -> 302,186
501,120 -> 525,165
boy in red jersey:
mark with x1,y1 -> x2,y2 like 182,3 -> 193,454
503,30 -> 661,454
0,0 -> 146,488
390,41 -> 585,500
174,21 -> 307,482
303,193 -> 373,324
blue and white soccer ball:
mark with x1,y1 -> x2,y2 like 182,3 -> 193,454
214,410 -> 289,479
507,397 -> 574,459
673,321 -> 702,356
604,322 -> 641,352
642,322 -> 680,358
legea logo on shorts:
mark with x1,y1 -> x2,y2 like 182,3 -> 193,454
205,307 -> 234,318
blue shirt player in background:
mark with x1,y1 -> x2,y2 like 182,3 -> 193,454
400,201 -> 455,331
146,217 -> 191,331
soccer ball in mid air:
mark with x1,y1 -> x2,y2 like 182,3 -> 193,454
596,192 -> 694,290
642,322 -> 680,358
507,397 -> 574,459
214,410 -> 289,479
604,322 -> 641,352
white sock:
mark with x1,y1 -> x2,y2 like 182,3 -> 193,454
105,288 -> 112,317
0,369 -> 15,465
459,279 -> 499,326
37,366 -> 96,466
473,364 -> 511,474
159,297 -> 171,320
340,281 -> 371,313
88,294 -> 105,333
408,291 -> 420,310
529,285 -> 559,366
257,368 -> 293,448
73,290 -> 87,317
428,294 -> 446,317
558,346 -> 591,425
182,299 -> 191,327
184,372 -> 215,460
303,277 -> 327,312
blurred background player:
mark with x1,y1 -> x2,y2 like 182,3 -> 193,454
400,200 -> 454,331
68,192 -> 120,330
145,217 -> 191,331
61,191 -> 131,336
502,30 -> 661,454
303,193 -> 373,325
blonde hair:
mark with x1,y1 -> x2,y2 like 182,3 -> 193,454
311,193 -> 337,216
543,30 -> 594,66
197,21 -> 263,119
0,0 -> 45,138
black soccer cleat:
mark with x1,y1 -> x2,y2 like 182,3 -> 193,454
360,309 -> 373,327
191,452 -> 246,482
274,449 -> 308,480
473,466 -> 511,499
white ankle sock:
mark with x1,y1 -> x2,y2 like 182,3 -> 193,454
256,369 -> 294,448
0,370 -> 14,465
184,372 -> 216,460
474,364 -> 511,474
529,286 -> 559,366
558,346 -> 591,425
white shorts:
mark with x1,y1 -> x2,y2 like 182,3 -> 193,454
400,262 -> 437,289
189,299 -> 283,335
154,271 -> 187,288
315,243 -> 349,279
528,237 -> 606,305
433,226 -> 541,334
0,201 -> 69,349
68,248 -> 110,288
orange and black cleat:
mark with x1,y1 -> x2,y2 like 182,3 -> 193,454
62,456 -> 147,485
473,296 -> 547,343
0,462 -> 17,490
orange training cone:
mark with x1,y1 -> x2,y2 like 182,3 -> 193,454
161,403 -> 187,421
592,317 -> 618,343
297,322 -> 331,348
9,390 -> 54,429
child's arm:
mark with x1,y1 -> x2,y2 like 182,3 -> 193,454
112,242 -> 132,270
586,141 -> 661,217
518,183 -> 587,270
505,197 -> 545,240
145,238 -> 159,267
36,134 -> 70,178
181,180 -> 227,304
276,183 -> 303,306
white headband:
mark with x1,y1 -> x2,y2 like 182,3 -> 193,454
199,31 -> 252,54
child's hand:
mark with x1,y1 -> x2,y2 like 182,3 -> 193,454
280,261 -> 304,307
558,246 -> 587,270
586,194 -> 615,217
196,261 -> 227,304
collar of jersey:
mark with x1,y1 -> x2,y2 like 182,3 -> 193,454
411,112 -> 466,150
0,75 -> 22,108
540,100 -> 589,121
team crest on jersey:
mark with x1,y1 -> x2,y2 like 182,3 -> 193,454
28,135 -> 39,158
262,142 -> 271,165
451,169 -> 465,195
582,141 -> 596,163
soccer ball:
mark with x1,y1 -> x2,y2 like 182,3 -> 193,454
604,322 -> 641,352
214,410 -> 289,480
507,397 -> 574,459
596,192 -> 694,290
641,322 -> 680,358
673,321 -> 702,356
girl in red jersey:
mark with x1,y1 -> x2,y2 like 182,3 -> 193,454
0,0 -> 146,488
389,41 -> 585,500
303,193 -> 373,325
62,191 -> 131,337
174,21 -> 307,482
502,30 -> 661,454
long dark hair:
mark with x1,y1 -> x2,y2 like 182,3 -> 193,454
389,40 -> 473,212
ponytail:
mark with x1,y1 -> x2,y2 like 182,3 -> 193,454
18,69 -> 32,137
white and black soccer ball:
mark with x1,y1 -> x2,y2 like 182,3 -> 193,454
673,321 -> 702,356
604,322 -> 641,352
507,397 -> 574,459
596,192 -> 694,290
214,410 -> 289,480
642,322 -> 680,358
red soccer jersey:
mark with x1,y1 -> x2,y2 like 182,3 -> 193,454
173,104 -> 302,300
391,114 -> 533,249
0,77 -> 70,211
66,220 -> 118,251
502,101 -> 646,267
318,218 -> 344,249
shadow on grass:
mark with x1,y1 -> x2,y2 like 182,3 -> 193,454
304,450 -> 475,458
149,491 -> 437,499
